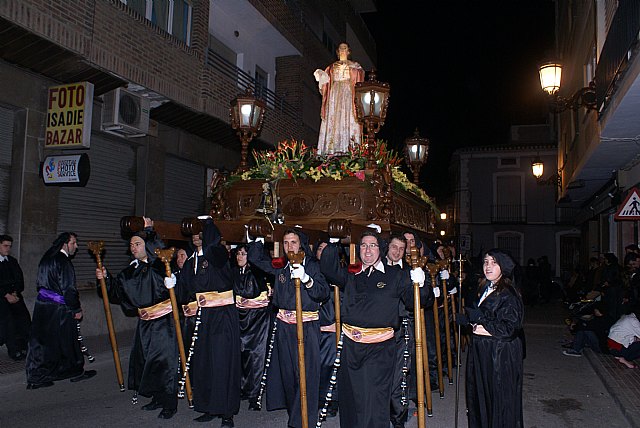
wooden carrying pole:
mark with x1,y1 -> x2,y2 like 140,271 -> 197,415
333,285 -> 341,347
426,263 -> 445,398
287,250 -> 309,428
155,247 -> 194,408
437,261 -> 454,385
420,307 -> 433,415
408,247 -> 427,428
439,260 -> 459,353
88,241 -> 125,392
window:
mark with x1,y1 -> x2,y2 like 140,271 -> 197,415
255,66 -> 268,102
171,0 -> 192,44
500,158 -> 516,166
495,231 -> 523,265
121,0 -> 192,45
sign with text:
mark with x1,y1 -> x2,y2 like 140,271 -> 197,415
41,154 -> 90,186
45,82 -> 94,149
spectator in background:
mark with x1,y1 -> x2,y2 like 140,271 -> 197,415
625,253 -> 640,307
538,256 -> 553,303
600,253 -> 624,321
607,309 -> 640,369
563,302 -> 614,357
0,235 -> 31,361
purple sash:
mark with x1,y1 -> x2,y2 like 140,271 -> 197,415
37,288 -> 66,305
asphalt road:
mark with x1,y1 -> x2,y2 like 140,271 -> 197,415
0,302 -> 631,427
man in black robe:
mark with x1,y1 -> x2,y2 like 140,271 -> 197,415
178,218 -> 244,427
0,234 -> 31,361
315,240 -> 340,419
386,234 -> 412,428
320,230 -> 433,428
26,232 -> 96,389
97,219 -> 179,419
247,228 -> 330,428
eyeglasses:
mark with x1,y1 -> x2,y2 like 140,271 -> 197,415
360,243 -> 379,250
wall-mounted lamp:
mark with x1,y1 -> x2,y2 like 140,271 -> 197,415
440,212 -> 447,221
531,156 -> 561,187
538,61 -> 597,112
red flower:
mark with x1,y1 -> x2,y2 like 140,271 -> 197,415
355,171 -> 365,181
272,257 -> 287,269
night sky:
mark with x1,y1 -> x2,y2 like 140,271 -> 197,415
362,1 -> 556,199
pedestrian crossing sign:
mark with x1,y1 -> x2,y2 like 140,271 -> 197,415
614,187 -> 640,220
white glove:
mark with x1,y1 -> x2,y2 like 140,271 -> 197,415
197,215 -> 211,220
410,268 -> 425,287
432,287 -> 441,298
440,269 -> 450,280
164,274 -> 176,289
329,237 -> 340,243
291,264 -> 310,283
448,287 -> 457,295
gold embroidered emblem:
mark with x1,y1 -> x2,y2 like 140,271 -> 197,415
377,282 -> 385,289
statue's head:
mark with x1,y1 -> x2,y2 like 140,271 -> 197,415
336,42 -> 351,61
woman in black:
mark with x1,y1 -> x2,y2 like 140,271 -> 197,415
232,244 -> 272,411
458,249 -> 524,428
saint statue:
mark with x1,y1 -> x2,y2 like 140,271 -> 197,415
314,42 -> 364,156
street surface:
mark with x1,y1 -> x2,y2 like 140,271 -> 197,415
0,302 -> 631,427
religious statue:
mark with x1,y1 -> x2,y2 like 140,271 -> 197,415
314,42 -> 364,156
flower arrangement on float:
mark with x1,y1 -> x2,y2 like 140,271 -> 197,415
233,138 -> 436,210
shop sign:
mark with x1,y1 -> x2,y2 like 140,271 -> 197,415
45,82 -> 94,149
41,153 -> 90,186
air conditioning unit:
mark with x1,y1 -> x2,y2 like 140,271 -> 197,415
101,88 -> 150,136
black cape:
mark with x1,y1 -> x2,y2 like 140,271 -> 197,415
26,251 -> 84,384
320,244 -> 433,428
0,256 -> 31,356
466,284 -> 524,428
248,241 -> 330,428
178,219 -> 242,417
103,231 -> 179,410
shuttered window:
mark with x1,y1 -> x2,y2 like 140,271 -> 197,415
58,137 -> 136,288
0,106 -> 15,233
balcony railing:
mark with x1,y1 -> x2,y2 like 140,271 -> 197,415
206,50 -> 298,119
595,1 -> 640,111
491,204 -> 527,223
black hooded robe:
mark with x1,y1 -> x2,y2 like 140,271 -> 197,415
26,251 -> 84,384
248,239 -> 330,428
233,263 -> 272,403
103,230 -> 179,410
179,219 -> 243,418
320,244 -> 433,428
466,284 -> 524,428
0,255 -> 31,358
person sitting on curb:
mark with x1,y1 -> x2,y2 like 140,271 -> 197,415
606,308 -> 640,368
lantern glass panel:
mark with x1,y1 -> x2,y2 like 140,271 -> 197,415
532,161 -> 544,179
539,63 -> 562,95
240,103 -> 252,127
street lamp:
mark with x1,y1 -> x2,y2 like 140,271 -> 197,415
531,156 -> 561,187
354,70 -> 390,169
403,128 -> 429,184
230,88 -> 266,173
538,61 -> 597,111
